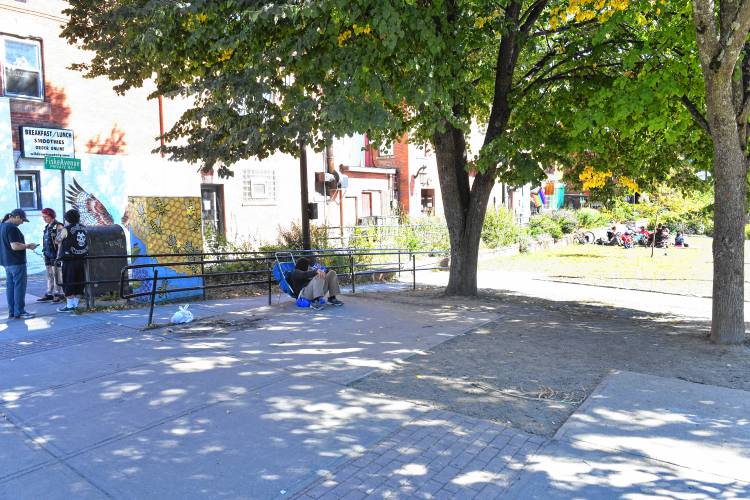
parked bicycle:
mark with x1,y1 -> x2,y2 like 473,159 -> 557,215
574,229 -> 596,244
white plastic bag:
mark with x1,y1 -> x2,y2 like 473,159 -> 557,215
170,304 -> 194,324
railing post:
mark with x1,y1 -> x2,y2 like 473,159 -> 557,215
412,253 -> 416,291
200,253 -> 206,300
147,269 -> 159,327
398,251 -> 401,277
349,252 -> 355,293
267,266 -> 272,305
84,259 -> 94,310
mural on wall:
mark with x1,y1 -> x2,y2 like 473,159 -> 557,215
127,196 -> 203,303
10,155 -> 129,276
65,178 -> 115,225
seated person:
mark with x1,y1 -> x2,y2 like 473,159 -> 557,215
674,231 -> 688,247
606,226 -> 621,246
621,231 -> 634,248
288,257 -> 344,308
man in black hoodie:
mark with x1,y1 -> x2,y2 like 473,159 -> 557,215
288,257 -> 344,309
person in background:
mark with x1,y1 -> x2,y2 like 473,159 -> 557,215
288,257 -> 344,310
675,231 -> 688,248
56,209 -> 88,313
0,209 -> 38,320
38,208 -> 65,303
621,231 -> 634,249
606,226 -> 622,246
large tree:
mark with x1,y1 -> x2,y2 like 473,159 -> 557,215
542,0 -> 749,344
63,0 -> 634,295
692,0 -> 750,344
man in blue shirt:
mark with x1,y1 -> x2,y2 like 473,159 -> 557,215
1,209 -> 38,320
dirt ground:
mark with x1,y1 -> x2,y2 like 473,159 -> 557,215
350,288 -> 750,437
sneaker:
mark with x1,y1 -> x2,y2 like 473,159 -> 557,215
36,294 -> 54,302
17,312 -> 35,320
329,298 -> 344,307
52,296 -> 63,304
57,306 -> 76,313
310,301 -> 325,311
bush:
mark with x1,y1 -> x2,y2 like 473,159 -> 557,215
745,223 -> 750,240
529,213 -> 563,240
548,209 -> 578,234
601,188 -> 713,235
481,208 -> 523,248
576,208 -> 610,229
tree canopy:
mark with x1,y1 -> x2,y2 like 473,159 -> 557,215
64,0 -> 639,182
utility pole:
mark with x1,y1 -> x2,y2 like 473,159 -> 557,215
299,141 -> 311,250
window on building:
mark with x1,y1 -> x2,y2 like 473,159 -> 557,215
16,171 -> 41,210
378,142 -> 394,157
2,37 -> 43,99
242,168 -> 276,204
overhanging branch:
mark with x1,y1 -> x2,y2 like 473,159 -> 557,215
681,95 -> 711,135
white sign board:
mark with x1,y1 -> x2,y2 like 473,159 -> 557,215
20,126 -> 75,158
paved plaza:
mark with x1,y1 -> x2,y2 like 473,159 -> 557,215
0,280 -> 749,499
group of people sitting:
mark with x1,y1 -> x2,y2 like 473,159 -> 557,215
605,224 -> 688,249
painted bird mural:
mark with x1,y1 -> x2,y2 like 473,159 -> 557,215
65,179 -> 115,226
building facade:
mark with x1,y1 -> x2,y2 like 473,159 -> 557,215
3,0 -> 521,279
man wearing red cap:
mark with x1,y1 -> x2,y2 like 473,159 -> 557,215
39,208 -> 65,303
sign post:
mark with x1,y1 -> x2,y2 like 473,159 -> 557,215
44,156 -> 81,215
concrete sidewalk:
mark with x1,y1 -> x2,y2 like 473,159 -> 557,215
505,372 -> 750,498
1,286 -> 749,499
1,293 -> 512,499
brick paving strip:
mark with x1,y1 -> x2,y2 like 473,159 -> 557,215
290,408 -> 547,499
0,323 -> 140,361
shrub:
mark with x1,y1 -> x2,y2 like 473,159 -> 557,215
548,209 -> 578,234
745,223 -> 750,240
601,188 -> 713,235
529,214 -> 563,240
576,208 -> 610,229
481,208 -> 523,248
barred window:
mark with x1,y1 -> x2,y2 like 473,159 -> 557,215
242,168 -> 276,204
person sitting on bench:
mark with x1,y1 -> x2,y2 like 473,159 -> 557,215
288,257 -> 344,309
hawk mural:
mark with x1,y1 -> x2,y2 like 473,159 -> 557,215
65,179 -> 115,226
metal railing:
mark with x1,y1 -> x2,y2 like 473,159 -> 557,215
114,248 -> 448,326
45,248 -> 447,326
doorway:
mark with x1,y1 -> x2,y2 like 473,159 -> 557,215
201,184 -> 225,238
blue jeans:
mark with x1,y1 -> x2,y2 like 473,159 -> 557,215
5,264 -> 27,317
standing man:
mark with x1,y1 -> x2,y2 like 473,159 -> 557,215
38,208 -> 65,303
0,209 -> 38,320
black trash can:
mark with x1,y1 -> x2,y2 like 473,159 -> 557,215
84,225 -> 128,303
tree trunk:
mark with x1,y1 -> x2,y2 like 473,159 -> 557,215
706,78 -> 747,344
433,123 -> 496,296
692,0 -> 750,344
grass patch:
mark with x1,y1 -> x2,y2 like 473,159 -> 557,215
479,236 -> 750,298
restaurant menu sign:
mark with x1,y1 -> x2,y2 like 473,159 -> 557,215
20,126 -> 75,158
